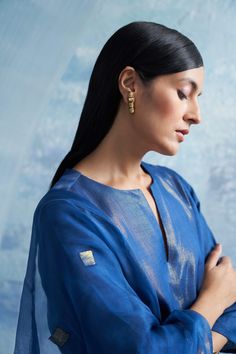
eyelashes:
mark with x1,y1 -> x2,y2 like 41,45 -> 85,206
177,90 -> 187,100
177,90 -> 202,101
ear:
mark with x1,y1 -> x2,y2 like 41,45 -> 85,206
118,66 -> 139,103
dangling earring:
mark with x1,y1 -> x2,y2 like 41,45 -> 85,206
128,89 -> 135,114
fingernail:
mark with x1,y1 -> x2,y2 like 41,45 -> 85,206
217,243 -> 222,253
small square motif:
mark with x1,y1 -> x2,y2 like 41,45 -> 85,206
79,250 -> 96,266
49,327 -> 69,347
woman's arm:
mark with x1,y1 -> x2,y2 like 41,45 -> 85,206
190,298 -> 228,353
212,330 -> 228,353
178,176 -> 236,352
36,199 -> 214,354
190,297 -> 228,352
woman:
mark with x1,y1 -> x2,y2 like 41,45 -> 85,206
14,21 -> 236,354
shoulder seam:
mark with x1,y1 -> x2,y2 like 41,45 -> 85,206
35,197 -> 116,230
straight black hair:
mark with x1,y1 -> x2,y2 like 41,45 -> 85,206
49,21 -> 203,189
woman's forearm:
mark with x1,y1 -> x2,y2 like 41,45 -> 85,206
190,298 -> 228,352
212,330 -> 228,353
190,297 -> 224,328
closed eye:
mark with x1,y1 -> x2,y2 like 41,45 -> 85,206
177,90 -> 187,100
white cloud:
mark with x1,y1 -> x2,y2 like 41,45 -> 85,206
75,46 -> 98,64
52,81 -> 88,105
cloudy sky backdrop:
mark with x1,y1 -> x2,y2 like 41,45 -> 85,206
0,0 -> 236,353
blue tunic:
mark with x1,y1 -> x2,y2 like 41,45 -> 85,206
14,161 -> 236,353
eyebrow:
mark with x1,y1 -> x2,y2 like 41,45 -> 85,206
177,78 -> 202,96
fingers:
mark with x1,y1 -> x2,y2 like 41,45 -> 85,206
217,256 -> 233,267
205,243 -> 222,270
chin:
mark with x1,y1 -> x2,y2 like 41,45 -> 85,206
156,146 -> 179,156
165,151 -> 178,156
151,139 -> 180,156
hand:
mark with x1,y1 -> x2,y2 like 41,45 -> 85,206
199,243 -> 236,311
190,244 -> 236,328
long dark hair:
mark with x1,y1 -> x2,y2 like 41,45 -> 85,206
49,21 -> 203,189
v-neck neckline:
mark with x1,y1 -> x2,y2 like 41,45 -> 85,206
68,160 -> 155,193
66,161 -> 170,262
143,179 -> 170,263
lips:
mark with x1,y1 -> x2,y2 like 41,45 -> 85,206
175,129 -> 189,135
175,129 -> 189,142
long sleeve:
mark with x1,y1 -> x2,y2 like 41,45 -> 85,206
182,177 -> 236,353
36,198 -> 213,354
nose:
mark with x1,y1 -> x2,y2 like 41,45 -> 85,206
184,100 -> 202,125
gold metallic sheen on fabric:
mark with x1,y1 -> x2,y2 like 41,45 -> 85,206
79,250 -> 96,266
159,176 -> 193,219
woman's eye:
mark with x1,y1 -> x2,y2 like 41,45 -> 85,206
177,90 -> 187,100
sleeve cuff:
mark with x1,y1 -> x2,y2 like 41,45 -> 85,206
164,308 -> 213,352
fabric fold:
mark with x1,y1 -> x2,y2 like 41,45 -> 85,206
13,162 -> 236,353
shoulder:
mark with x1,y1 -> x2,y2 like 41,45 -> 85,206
145,161 -> 193,191
33,188 -> 113,227
33,188 -> 127,251
144,161 -> 200,207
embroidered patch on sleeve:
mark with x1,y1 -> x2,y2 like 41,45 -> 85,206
79,250 -> 96,266
49,327 -> 70,347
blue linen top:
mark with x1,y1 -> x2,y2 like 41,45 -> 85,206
13,161 -> 236,353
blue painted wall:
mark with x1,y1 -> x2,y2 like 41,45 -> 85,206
0,1 -> 235,352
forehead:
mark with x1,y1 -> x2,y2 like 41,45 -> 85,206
140,66 -> 204,96
163,67 -> 204,92
173,67 -> 204,82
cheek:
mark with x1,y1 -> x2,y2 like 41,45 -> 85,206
151,93 -> 178,120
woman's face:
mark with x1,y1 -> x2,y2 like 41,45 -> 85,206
133,66 -> 204,155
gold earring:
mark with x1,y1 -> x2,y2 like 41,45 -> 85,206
128,90 -> 135,114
